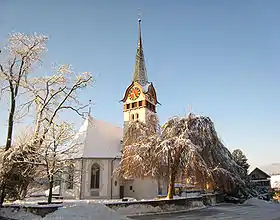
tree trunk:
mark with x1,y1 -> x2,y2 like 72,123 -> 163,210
48,175 -> 54,204
167,169 -> 176,199
5,97 -> 16,151
0,95 -> 16,206
0,186 -> 6,206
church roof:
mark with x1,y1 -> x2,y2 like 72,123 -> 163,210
70,115 -> 123,159
132,16 -> 148,86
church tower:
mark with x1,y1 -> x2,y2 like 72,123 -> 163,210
121,15 -> 159,127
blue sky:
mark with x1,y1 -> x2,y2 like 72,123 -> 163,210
0,0 -> 280,168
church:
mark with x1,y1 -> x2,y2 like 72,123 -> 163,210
59,16 -> 168,200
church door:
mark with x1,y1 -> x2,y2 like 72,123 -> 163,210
120,186 -> 124,199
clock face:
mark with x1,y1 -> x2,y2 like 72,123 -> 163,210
129,87 -> 141,100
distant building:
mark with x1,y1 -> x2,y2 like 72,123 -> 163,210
270,174 -> 280,190
249,167 -> 271,189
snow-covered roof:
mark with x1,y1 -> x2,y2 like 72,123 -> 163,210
249,167 -> 271,178
70,116 -> 123,159
141,82 -> 152,93
271,174 -> 280,189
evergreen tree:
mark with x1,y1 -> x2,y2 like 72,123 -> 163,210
232,149 -> 250,175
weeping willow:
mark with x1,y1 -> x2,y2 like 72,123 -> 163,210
116,113 -> 249,199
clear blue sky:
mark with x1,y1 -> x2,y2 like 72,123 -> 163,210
1,0 -> 280,168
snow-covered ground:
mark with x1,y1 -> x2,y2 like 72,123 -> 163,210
132,198 -> 280,220
0,201 -> 131,220
2,198 -> 280,220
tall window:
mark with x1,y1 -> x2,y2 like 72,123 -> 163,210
91,164 -> 100,189
66,164 -> 74,189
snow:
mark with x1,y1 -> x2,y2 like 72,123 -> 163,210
0,207 -> 40,220
30,186 -> 61,197
69,115 -> 123,159
111,199 -> 205,216
1,201 -> 130,220
44,202 -> 130,220
271,174 -> 280,189
2,198 -> 280,219
141,82 -> 151,93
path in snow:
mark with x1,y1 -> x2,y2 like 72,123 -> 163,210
130,203 -> 280,220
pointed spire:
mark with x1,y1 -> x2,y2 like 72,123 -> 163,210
132,10 -> 148,86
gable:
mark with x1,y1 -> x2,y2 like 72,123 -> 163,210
121,81 -> 159,104
121,82 -> 144,103
249,167 -> 270,180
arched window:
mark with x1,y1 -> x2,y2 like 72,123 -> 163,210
66,164 -> 74,189
136,113 -> 139,119
131,114 -> 134,121
90,164 -> 100,189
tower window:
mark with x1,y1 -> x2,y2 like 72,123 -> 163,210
131,114 -> 134,120
132,102 -> 136,108
136,113 -> 139,119
126,104 -> 130,109
139,101 -> 142,107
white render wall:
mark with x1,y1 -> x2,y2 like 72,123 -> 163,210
60,158 -> 121,200
123,177 -> 159,200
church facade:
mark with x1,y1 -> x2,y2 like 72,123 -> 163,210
60,17 -> 168,200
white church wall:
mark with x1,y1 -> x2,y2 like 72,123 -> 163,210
82,159 -> 107,199
124,177 -> 159,200
60,158 -> 122,200
159,177 -> 169,196
111,159 -> 121,199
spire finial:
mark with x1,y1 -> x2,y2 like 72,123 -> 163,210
88,99 -> 92,115
138,9 -> 141,23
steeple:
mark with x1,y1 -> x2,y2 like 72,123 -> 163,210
132,12 -> 148,86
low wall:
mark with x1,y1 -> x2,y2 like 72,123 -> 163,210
2,193 -> 223,218
106,193 -> 223,216
1,205 -> 61,218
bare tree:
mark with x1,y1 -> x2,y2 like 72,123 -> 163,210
24,64 -> 93,147
0,33 -> 93,205
0,33 -> 48,205
0,33 -> 48,151
40,121 -> 77,204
